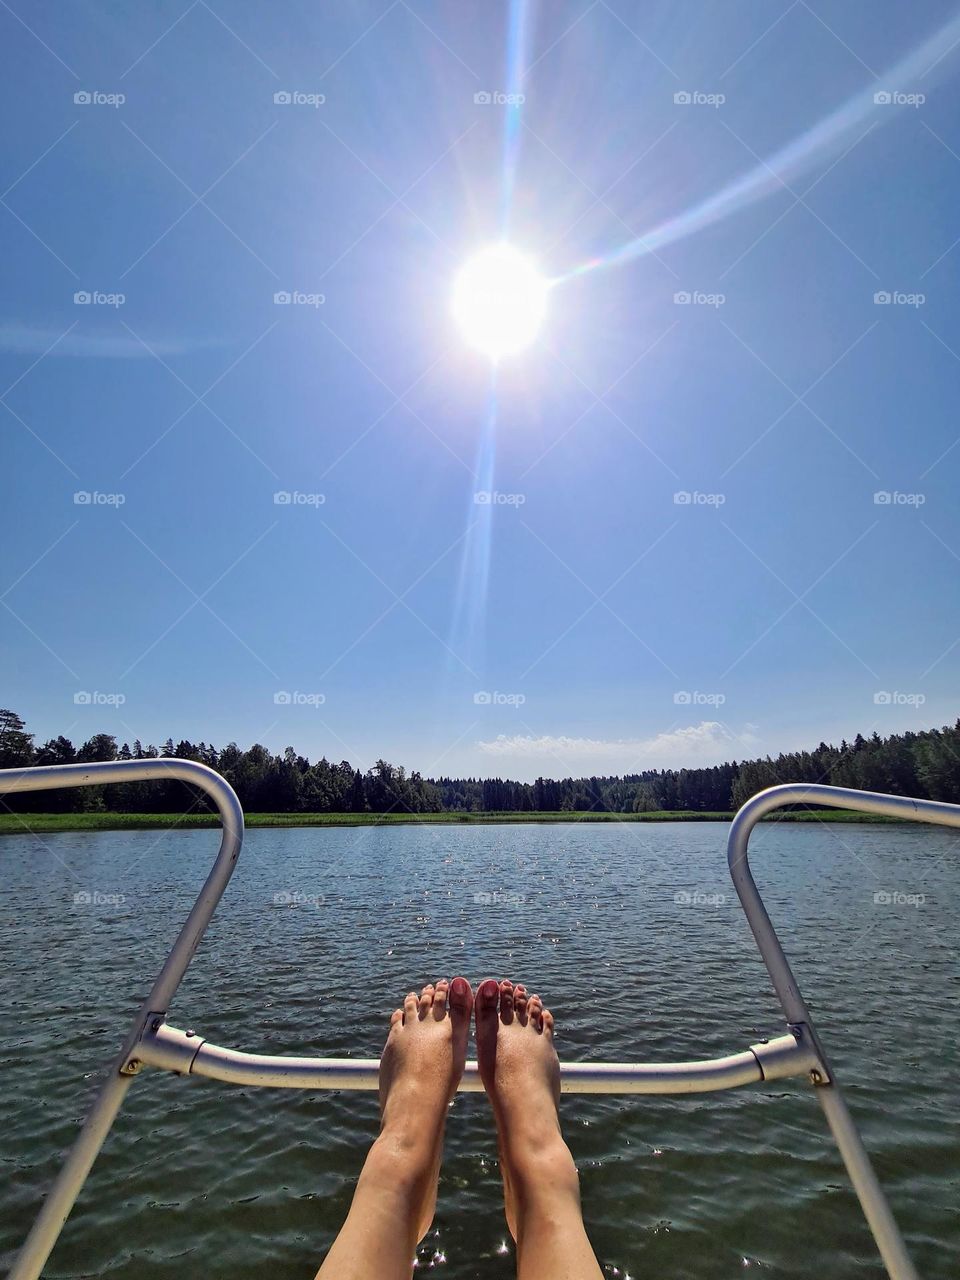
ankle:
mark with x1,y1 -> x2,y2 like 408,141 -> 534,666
502,1131 -> 581,1207
348,1136 -> 436,1256
365,1128 -> 437,1198
380,1079 -> 447,1143
496,1099 -> 563,1159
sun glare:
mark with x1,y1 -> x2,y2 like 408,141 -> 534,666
452,244 -> 547,360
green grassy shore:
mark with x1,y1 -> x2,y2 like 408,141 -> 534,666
0,808 -> 898,834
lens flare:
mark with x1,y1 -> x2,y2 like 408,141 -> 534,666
452,244 -> 548,360
558,7 -> 960,283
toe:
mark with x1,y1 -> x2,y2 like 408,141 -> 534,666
403,991 -> 418,1023
475,978 -> 499,1036
514,983 -> 528,1025
474,979 -> 500,1083
527,994 -> 543,1031
432,979 -> 449,1019
499,979 -> 515,1024
390,1007 -> 403,1031
475,978 -> 499,1029
449,975 -> 473,1016
542,1008 -> 555,1037
476,977 -> 499,1015
448,977 -> 473,1044
418,983 -> 436,1019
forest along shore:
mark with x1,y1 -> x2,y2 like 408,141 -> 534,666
0,809 -> 901,834
4,708 -> 957,827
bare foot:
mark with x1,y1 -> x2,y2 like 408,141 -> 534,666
475,978 -> 578,1242
315,978 -> 475,1279
376,977 -> 473,1241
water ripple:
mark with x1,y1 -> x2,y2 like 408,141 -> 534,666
1,822 -> 957,1278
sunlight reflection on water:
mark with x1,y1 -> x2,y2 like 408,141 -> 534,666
1,821 -> 957,1279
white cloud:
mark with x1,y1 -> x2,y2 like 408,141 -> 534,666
477,721 -> 756,775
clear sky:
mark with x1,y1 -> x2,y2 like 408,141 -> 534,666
3,1 -> 960,783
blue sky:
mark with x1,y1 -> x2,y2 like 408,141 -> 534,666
2,0 -> 960,783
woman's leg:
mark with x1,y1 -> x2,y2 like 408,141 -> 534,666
475,978 -> 605,1280
315,977 -> 474,1280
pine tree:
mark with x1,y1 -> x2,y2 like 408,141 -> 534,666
0,709 -> 33,768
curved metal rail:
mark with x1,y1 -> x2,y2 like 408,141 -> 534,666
2,760 -> 244,1280
5,765 -> 955,1280
136,1020 -> 816,1093
727,783 -> 960,1280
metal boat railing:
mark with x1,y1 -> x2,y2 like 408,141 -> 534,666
4,761 -> 955,1280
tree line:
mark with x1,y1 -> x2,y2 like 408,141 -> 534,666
1,707 -> 959,816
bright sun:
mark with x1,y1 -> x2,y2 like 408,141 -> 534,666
452,244 -> 548,360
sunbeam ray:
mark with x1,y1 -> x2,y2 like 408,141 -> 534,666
447,373 -> 498,674
558,6 -> 960,282
447,0 -> 536,673
499,0 -> 533,234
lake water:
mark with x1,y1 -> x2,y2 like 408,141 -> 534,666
1,821 -> 957,1279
